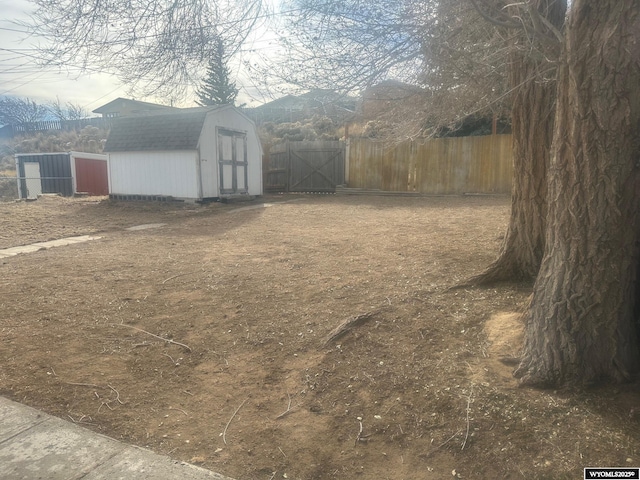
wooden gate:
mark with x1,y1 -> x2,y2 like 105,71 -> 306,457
265,141 -> 345,193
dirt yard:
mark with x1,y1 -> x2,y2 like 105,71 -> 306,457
0,194 -> 638,479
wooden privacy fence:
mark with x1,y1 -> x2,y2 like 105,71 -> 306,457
347,134 -> 513,194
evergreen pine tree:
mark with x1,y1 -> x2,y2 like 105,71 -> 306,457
195,40 -> 238,106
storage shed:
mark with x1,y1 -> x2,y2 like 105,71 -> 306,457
104,105 -> 263,201
16,152 -> 109,199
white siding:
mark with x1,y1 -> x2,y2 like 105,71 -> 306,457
198,114 -> 219,197
109,150 -> 199,198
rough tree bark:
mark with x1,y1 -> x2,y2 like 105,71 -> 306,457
515,0 -> 640,387
464,0 -> 566,285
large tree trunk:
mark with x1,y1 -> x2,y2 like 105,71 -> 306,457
465,0 -> 566,286
515,0 -> 640,387
468,57 -> 553,284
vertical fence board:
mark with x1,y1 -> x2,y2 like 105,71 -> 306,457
347,139 -> 382,189
383,142 -> 412,191
265,143 -> 289,192
348,134 -> 512,194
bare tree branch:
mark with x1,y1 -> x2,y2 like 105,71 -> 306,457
0,96 -> 49,125
468,0 -> 523,29
468,0 -> 564,45
22,0 -> 266,100
48,96 -> 88,121
273,0 -> 565,140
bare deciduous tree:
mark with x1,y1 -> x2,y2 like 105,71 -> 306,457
0,96 -> 49,125
432,0 -> 640,387
24,0 -> 265,100
273,0 -> 426,90
463,0 -> 566,285
276,0 -> 640,387
515,0 -> 640,386
252,1 -> 514,136
48,96 -> 88,121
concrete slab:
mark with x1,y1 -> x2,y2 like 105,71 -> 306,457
0,398 -> 234,480
0,398 -> 47,443
0,413 -> 126,480
227,203 -> 274,214
125,223 -> 166,231
31,235 -> 100,248
0,245 -> 45,257
0,235 -> 101,259
83,447 -> 232,480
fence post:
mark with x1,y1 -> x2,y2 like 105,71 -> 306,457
285,141 -> 290,193
344,138 -> 350,186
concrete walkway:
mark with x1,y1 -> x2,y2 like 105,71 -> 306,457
0,236 -> 102,259
0,397 -> 233,480
0,223 -> 171,260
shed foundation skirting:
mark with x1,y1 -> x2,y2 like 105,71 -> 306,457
109,194 -> 179,202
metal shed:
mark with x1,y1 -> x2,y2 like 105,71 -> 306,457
15,152 -> 108,199
103,105 -> 263,201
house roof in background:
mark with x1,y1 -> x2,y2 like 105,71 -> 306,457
363,80 -> 424,97
253,89 -> 357,111
253,94 -> 297,110
104,109 -> 209,152
92,97 -> 176,115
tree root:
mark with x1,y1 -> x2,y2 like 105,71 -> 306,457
323,310 -> 380,347
454,253 -> 538,289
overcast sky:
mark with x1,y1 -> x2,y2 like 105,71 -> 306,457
0,0 -> 138,113
0,0 -> 283,113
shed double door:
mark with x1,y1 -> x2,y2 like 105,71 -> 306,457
218,129 -> 248,195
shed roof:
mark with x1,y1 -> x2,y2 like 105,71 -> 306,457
104,110 -> 209,152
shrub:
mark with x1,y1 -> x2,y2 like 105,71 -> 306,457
259,116 -> 339,144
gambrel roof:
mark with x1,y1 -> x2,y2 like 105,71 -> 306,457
104,110 -> 209,152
